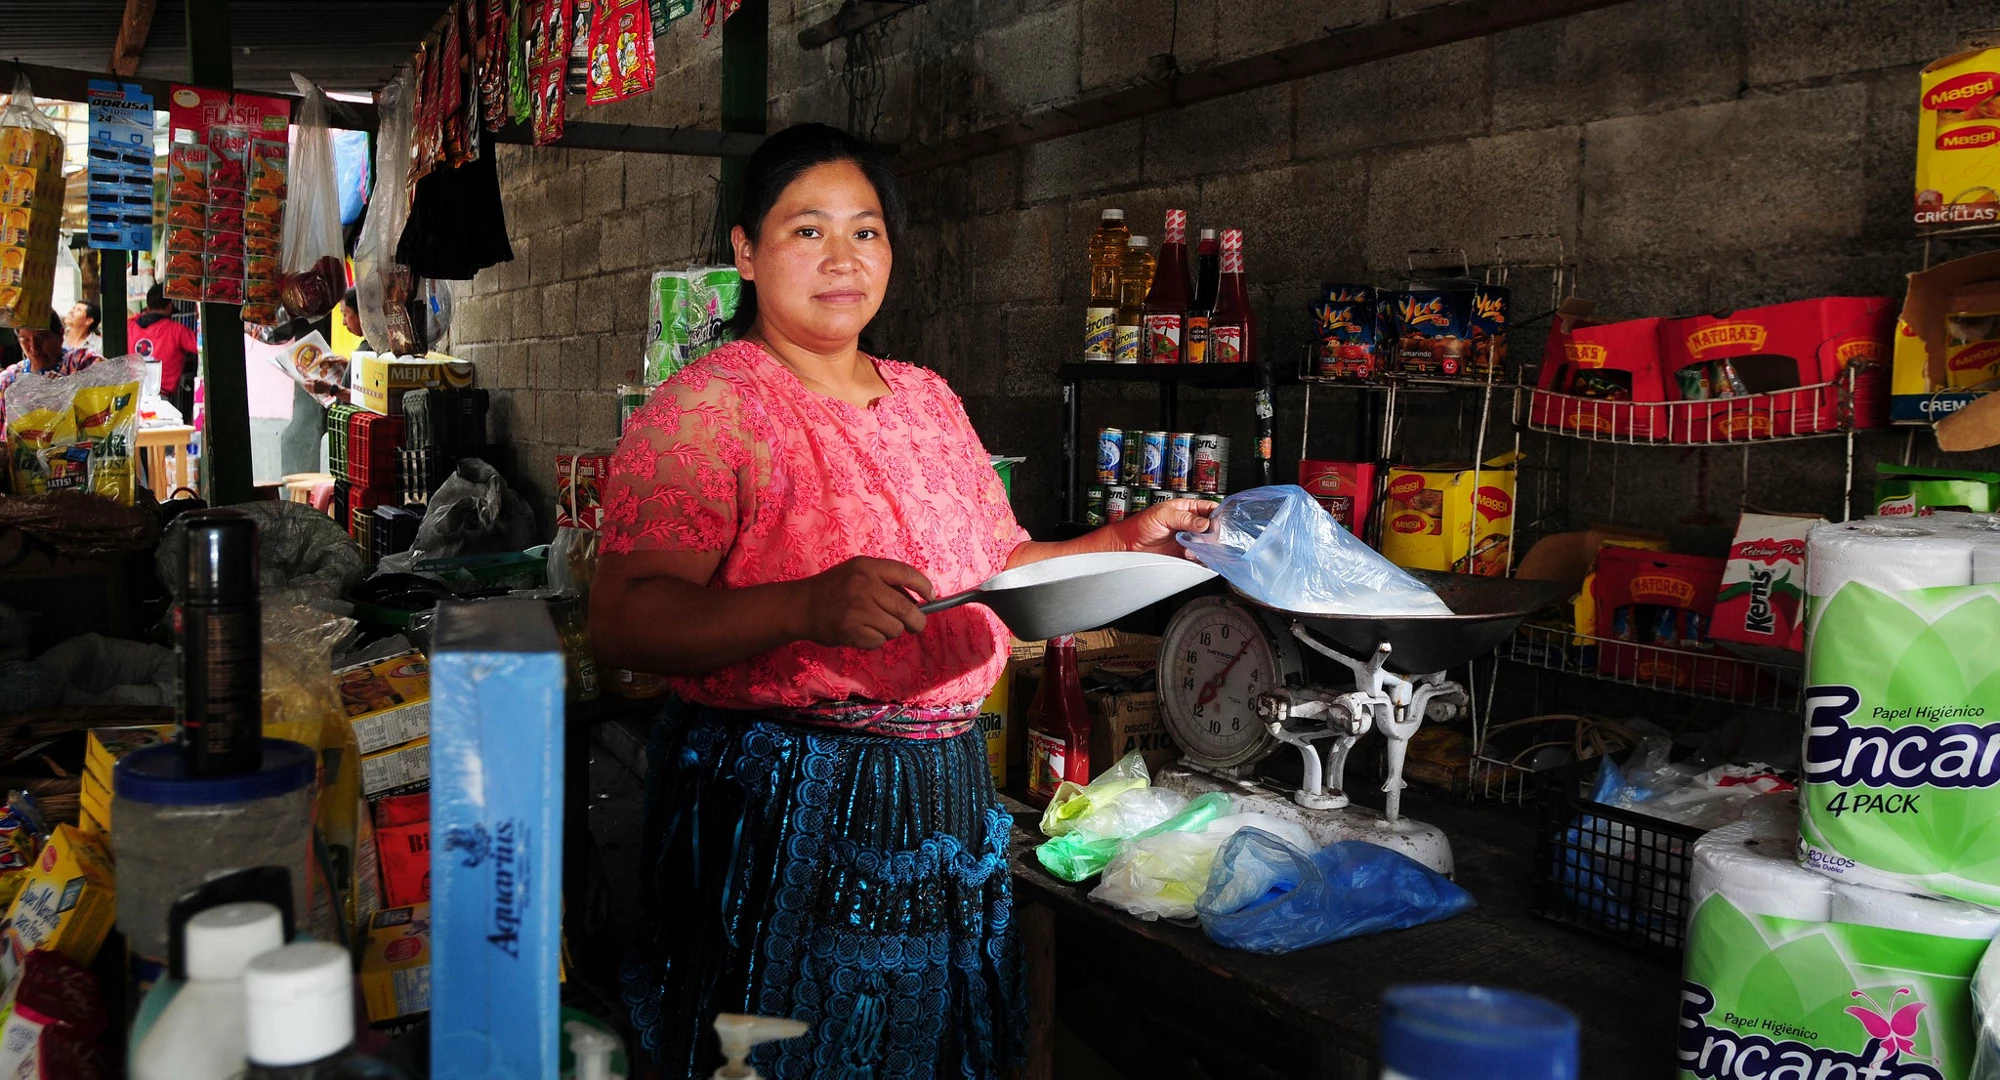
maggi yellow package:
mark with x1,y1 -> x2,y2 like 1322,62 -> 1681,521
1379,452 -> 1522,577
4,357 -> 143,504
1920,48 -> 2000,227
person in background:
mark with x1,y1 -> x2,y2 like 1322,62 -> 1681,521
61,301 -> 101,357
341,288 -> 376,353
0,311 -> 99,419
129,284 -> 200,424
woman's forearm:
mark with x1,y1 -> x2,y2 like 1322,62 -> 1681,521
592,573 -> 807,675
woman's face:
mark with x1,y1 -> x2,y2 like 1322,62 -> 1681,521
734,160 -> 890,350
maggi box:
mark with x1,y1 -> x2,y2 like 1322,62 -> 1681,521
1379,453 -> 1520,577
354,353 -> 474,416
1918,48 -> 2000,227
361,903 -> 431,1026
1297,460 -> 1376,537
1711,512 -> 1822,660
1893,250 -> 2000,422
336,650 -> 431,756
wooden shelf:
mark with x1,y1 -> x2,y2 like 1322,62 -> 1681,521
1058,362 -> 1269,389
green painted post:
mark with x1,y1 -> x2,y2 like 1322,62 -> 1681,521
718,0 -> 768,236
99,250 -> 127,357
185,0 -> 253,505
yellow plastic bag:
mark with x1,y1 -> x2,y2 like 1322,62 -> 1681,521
4,357 -> 142,503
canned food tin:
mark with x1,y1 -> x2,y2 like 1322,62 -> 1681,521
1129,488 -> 1152,513
1084,485 -> 1106,526
1167,432 -> 1193,491
618,384 -> 649,437
1192,434 -> 1230,494
1105,486 -> 1131,523
1096,428 -> 1124,484
1121,434 -> 1141,485
1140,431 -> 1168,488
1152,488 -> 1175,507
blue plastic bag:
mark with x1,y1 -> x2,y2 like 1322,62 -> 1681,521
1195,829 -> 1475,954
1176,485 -> 1448,616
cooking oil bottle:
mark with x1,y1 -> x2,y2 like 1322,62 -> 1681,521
1113,235 -> 1154,364
1083,209 -> 1128,363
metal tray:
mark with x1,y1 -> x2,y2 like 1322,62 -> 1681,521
1237,570 -> 1570,674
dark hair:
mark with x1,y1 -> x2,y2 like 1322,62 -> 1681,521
729,123 -> 904,334
342,287 -> 358,310
145,283 -> 169,311
76,301 -> 100,333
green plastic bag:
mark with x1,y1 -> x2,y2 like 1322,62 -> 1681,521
1037,791 -> 1234,884
1039,750 -> 1151,837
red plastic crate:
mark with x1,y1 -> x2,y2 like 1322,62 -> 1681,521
342,413 -> 407,487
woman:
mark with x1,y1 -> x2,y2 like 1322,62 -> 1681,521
61,301 -> 102,357
592,123 -> 1214,1079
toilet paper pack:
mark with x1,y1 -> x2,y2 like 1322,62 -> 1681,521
1683,817 -> 1997,1080
1799,522 -> 2000,906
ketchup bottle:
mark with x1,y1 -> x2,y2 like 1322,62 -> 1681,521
1210,227 -> 1255,364
1142,210 -> 1191,364
1026,635 -> 1092,802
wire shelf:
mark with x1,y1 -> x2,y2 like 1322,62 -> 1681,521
1527,364 -> 1888,446
1502,624 -> 1802,713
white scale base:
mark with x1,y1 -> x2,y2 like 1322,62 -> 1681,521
1155,763 -> 1456,879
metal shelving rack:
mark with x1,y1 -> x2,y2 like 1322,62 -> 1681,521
1057,361 -> 1279,527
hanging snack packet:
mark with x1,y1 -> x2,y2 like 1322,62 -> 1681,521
5,357 -> 143,504
528,0 -> 575,145
586,0 -> 657,104
567,0 -> 594,94
507,0 -> 534,125
0,72 -> 65,329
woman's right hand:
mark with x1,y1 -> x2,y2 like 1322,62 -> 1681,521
795,556 -> 934,650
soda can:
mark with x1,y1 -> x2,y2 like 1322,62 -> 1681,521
1084,485 -> 1106,526
1681,609 -> 1709,647
1096,428 -> 1124,484
1121,434 -> 1142,485
1153,488 -> 1176,507
1140,431 -> 1168,488
1129,488 -> 1152,513
1192,434 -> 1230,494
617,384 -> 649,437
1106,486 -> 1131,523
1167,432 -> 1193,491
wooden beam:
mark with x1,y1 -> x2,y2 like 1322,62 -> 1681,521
109,0 -> 157,77
8,59 -> 385,131
798,0 -> 918,50
895,0 -> 1641,172
488,120 -> 767,157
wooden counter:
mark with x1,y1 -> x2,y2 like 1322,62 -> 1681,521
1005,789 -> 1680,1079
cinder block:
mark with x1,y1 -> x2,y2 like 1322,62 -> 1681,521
1491,0 -> 1737,130
643,201 -> 690,274
1077,0 -> 1175,95
512,284 -> 544,340
1858,67 -> 1922,247
582,155 -> 624,216
976,5 -> 1080,116
1297,39 -> 1488,158
1000,303 -> 1073,397
970,204 -> 1060,304
1142,85 -> 1290,183
1023,120 -> 1143,204
1580,84 -> 1869,263
1364,125 -> 1582,277
543,281 -> 579,339
530,232 -> 565,285
578,272 -> 622,334
546,166 -> 585,227
1743,0 -> 1965,87
1215,0 -> 1377,63
530,339 -> 566,390
563,227 -> 602,280
623,153 -> 676,208
596,332 -> 646,391
599,211 -> 648,272
540,390 -> 581,448
1195,159 -> 1367,285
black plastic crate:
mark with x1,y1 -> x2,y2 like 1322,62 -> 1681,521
1531,758 -> 1705,954
371,505 -> 422,561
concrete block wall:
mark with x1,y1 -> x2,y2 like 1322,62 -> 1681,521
453,0 -> 2000,547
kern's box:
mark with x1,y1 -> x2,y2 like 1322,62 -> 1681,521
354,353 -> 474,416
1379,453 -> 1519,577
1711,513 -> 1822,660
428,599 -> 564,1080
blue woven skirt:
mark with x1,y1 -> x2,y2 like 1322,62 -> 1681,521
620,704 -> 1027,1079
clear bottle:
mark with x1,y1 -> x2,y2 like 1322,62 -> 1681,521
1142,210 -> 1191,364
1184,228 -> 1220,365
244,943 -> 407,1079
1209,227 -> 1256,364
1113,236 -> 1154,365
1026,635 -> 1092,802
134,902 -> 287,1080
1082,209 -> 1128,363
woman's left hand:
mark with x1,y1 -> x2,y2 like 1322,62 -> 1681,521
1112,498 -> 1215,559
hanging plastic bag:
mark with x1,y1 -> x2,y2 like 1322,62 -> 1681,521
278,75 -> 347,320
1091,811 -> 1314,923
404,458 -> 535,562
352,68 -> 423,355
1196,830 -> 1475,954
0,72 -> 65,330
1037,789 -> 1227,885
1178,485 -> 1450,616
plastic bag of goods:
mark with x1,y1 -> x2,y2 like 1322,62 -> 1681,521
277,75 -> 347,321
644,266 -> 740,383
1196,829 -> 1475,954
1034,752 -> 1191,883
351,69 -> 423,355
5,357 -> 143,504
0,72 -> 64,330
1178,485 -> 1450,616
1091,809 -> 1313,922
1041,790 -> 1230,885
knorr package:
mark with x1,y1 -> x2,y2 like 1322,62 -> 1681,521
643,265 -> 740,383
5,357 -> 143,504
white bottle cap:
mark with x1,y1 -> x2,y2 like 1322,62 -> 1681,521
1102,209 -> 1124,221
1199,227 -> 1216,239
185,902 -> 285,982
244,942 -> 353,1067
1127,236 -> 1149,247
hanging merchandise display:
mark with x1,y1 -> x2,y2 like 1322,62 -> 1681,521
84,79 -> 155,252
353,69 -> 424,356
164,86 -> 291,323
440,5 -> 468,168
701,0 -> 742,35
0,72 -> 65,330
585,0 -> 657,105
566,1 -> 594,93
507,0 -> 533,126
278,76 -> 347,320
527,0 -> 576,145
4,357 -> 144,504
479,0 -> 510,130
649,0 -> 694,34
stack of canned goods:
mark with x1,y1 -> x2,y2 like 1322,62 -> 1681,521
1087,427 -> 1231,526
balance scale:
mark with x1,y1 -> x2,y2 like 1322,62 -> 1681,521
1154,572 -> 1569,878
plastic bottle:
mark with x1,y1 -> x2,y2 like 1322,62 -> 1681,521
711,1014 -> 809,1079
180,510 -> 262,775
1142,209 -> 1192,364
1026,635 -> 1092,802
133,902 -> 286,1080
1378,984 -> 1578,1079
243,943 -> 407,1079
1184,228 -> 1220,365
1082,209 -> 1128,363
1113,236 -> 1154,365
565,1020 -> 625,1080
1209,227 -> 1255,365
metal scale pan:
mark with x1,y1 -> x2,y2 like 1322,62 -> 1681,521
1238,569 -> 1572,676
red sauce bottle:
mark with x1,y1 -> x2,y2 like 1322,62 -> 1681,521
1142,210 -> 1191,364
1026,635 -> 1092,801
1210,227 -> 1255,364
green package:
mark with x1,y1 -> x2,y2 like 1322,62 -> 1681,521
643,270 -> 691,385
1875,464 -> 2000,518
686,264 -> 741,362
1035,791 -> 1231,884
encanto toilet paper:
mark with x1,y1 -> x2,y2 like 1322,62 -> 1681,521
1682,815 -> 1998,1080
1799,521 -> 2000,906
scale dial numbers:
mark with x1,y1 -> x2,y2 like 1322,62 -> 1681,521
1159,596 -> 1296,770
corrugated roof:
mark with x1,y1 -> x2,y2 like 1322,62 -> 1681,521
0,0 -> 455,94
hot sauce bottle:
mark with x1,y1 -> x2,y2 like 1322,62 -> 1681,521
1026,635 -> 1092,802
1142,210 -> 1191,364
1210,227 -> 1255,364
1184,227 -> 1220,365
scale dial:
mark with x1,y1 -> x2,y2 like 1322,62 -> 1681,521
1159,596 -> 1304,770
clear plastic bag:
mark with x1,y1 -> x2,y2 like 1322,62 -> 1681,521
1090,810 -> 1313,923
278,75 -> 346,320
156,500 -> 366,607
1035,788 -> 1190,883
1177,485 -> 1450,616
1972,937 -> 2000,1079
1040,750 -> 1151,837
1196,830 -> 1475,954
352,68 -> 421,355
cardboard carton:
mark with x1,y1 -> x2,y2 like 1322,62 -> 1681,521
1006,632 -> 1160,788
1917,49 -> 2000,228
1658,297 -> 1892,441
1297,460 -> 1377,537
354,354 -> 474,416
360,737 -> 430,799
336,650 -> 431,756
1379,453 -> 1520,577
360,903 -> 431,1026
0,828 -> 115,984
1532,303 -> 1671,439
1892,249 -> 2000,423
1711,513 -> 1822,659
1516,525 -> 1670,593
1087,685 -> 1178,776
1591,549 -> 1768,698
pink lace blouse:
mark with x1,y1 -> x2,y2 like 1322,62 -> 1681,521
603,340 -> 1029,711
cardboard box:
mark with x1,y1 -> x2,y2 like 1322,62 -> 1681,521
1087,685 -> 1178,776
1711,513 -> 1822,659
1297,460 -> 1376,537
1516,525 -> 1671,594
354,353 -> 474,416
75,782 -> 109,837
360,737 -> 430,799
1380,453 -> 1520,577
976,674 -> 1008,790
1892,249 -> 2000,422
83,724 -> 173,793
336,650 -> 431,755
429,599 -> 565,1080
372,793 -> 431,909
1591,549 -> 1768,698
0,827 -> 115,985
1532,303 -> 1671,439
554,451 -> 614,531
1658,297 -> 1893,441
360,903 -> 431,1026
1918,49 -> 2000,228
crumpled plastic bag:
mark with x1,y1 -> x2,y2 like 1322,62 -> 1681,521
34,633 -> 174,707
157,501 -> 365,607
1040,790 -> 1228,884
1091,809 -> 1314,923
1196,829 -> 1475,954
1040,750 -> 1151,837
402,458 -> 535,564
1177,485 -> 1449,616
1037,751 -> 1192,883
1593,736 -> 1793,830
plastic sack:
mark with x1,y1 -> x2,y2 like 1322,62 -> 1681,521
352,68 -> 423,356
1177,485 -> 1450,616
5,356 -> 143,504
156,501 -> 366,607
404,458 -> 536,563
1091,810 -> 1313,923
1196,830 -> 1475,954
33,633 -> 174,706
1039,789 -> 1226,884
0,71 -> 64,330
278,75 -> 346,320
1040,750 -> 1151,837
1593,737 -> 1793,830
